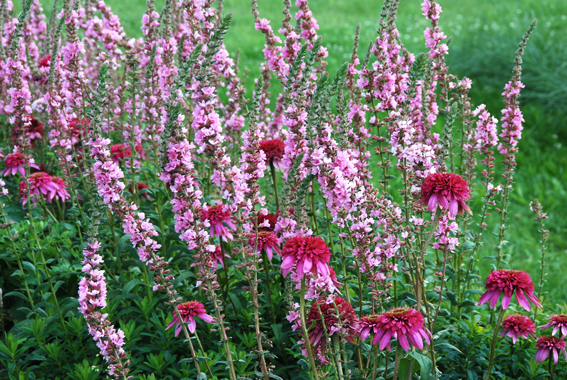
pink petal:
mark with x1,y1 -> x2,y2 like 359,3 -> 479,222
360,327 -> 370,342
525,291 -> 542,308
427,194 -> 438,211
535,348 -> 549,363
515,290 -> 530,311
553,348 -> 559,364
379,330 -> 392,350
478,289 -> 495,306
489,290 -> 502,309
187,316 -> 196,333
502,293 -> 512,309
398,335 -> 410,351
449,199 -> 458,217
198,313 -> 215,324
303,258 -> 312,273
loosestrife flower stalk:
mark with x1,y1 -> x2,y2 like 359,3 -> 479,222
530,198 -> 549,302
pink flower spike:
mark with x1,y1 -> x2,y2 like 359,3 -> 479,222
500,315 -> 536,344
478,269 -> 541,311
418,172 -> 471,217
540,314 -> 567,338
535,336 -> 567,364
166,301 -> 215,337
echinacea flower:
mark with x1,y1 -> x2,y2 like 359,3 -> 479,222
12,116 -> 45,147
540,314 -> 567,338
128,182 -> 150,199
535,336 -> 567,364
500,315 -> 536,343
306,297 -> 358,348
478,269 -> 542,311
259,139 -> 286,170
69,118 -> 90,146
2,152 -> 39,176
38,55 -> 51,68
418,172 -> 471,217
166,301 -> 215,336
211,245 -> 230,265
358,314 -> 381,342
249,231 -> 281,261
371,307 -> 431,351
110,144 -> 146,166
201,203 -> 236,241
50,176 -> 71,202
19,172 -> 61,204
258,211 -> 279,232
281,236 -> 331,279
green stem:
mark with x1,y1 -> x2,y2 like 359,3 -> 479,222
484,308 -> 505,380
270,162 -> 280,210
300,278 -> 319,380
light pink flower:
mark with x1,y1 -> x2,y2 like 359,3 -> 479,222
166,301 -> 216,336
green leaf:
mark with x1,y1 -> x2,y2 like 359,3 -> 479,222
408,351 -> 433,380
122,279 -> 146,296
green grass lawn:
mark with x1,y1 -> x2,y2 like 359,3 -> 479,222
24,0 -> 567,303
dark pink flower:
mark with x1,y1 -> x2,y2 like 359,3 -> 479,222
39,55 -> 51,68
329,267 -> 342,289
258,211 -> 279,232
50,176 -> 71,202
478,269 -> 542,311
358,315 -> 381,342
259,139 -> 286,170
371,307 -> 431,351
19,172 -> 60,204
249,231 -> 281,261
200,204 -> 236,242
166,301 -> 215,336
306,297 -> 358,348
418,172 -> 471,217
211,245 -> 230,265
110,143 -> 146,165
535,336 -> 567,364
540,314 -> 567,338
500,315 -> 536,343
2,152 -> 39,176
281,236 -> 331,279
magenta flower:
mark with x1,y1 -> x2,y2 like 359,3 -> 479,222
500,315 -> 536,344
535,336 -> 567,364
306,297 -> 358,348
249,231 -> 281,261
540,314 -> 567,338
281,236 -> 331,279
2,152 -> 39,176
369,307 -> 431,351
259,139 -> 286,170
166,301 -> 216,336
418,172 -> 472,217
358,315 -> 381,342
257,211 -> 279,232
478,269 -> 542,311
211,245 -> 230,266
200,203 -> 236,242
19,172 -> 61,204
51,176 -> 71,202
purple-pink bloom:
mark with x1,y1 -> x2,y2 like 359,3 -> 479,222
500,315 -> 536,344
19,172 -> 60,204
200,203 -> 236,242
535,336 -> 567,364
166,301 -> 216,336
540,314 -> 567,338
2,152 -> 39,176
281,236 -> 331,279
249,231 -> 281,261
478,269 -> 542,311
366,307 -> 431,351
418,172 -> 472,217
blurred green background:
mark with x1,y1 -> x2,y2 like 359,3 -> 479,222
33,0 -> 567,303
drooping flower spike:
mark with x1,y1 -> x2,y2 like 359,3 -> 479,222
418,172 -> 472,217
364,307 -> 431,351
249,231 -> 281,261
201,203 -> 237,242
166,301 -> 216,336
535,336 -> 567,364
306,297 -> 358,348
540,314 -> 567,338
281,236 -> 331,279
477,269 -> 542,311
2,152 -> 39,176
500,315 -> 536,344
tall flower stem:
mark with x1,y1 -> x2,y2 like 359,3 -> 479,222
174,308 -> 201,377
300,277 -> 319,380
416,208 -> 440,309
392,341 -> 403,380
269,162 -> 280,210
262,251 -> 277,325
485,307 -> 505,380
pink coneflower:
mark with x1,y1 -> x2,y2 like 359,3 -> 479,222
259,139 -> 286,170
69,118 -> 90,146
478,269 -> 542,311
372,307 -> 431,351
329,267 -> 342,289
281,236 -> 331,279
211,245 -> 230,265
418,172 -> 472,217
535,336 -> 567,364
540,314 -> 567,338
358,315 -> 381,342
249,231 -> 281,261
200,204 -> 236,242
258,211 -> 279,231
2,152 -> 39,176
12,116 -> 45,147
306,297 -> 358,348
110,144 -> 146,165
19,172 -> 60,204
166,301 -> 216,336
500,315 -> 536,343
128,182 -> 150,199
50,176 -> 71,202
38,55 -> 51,68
